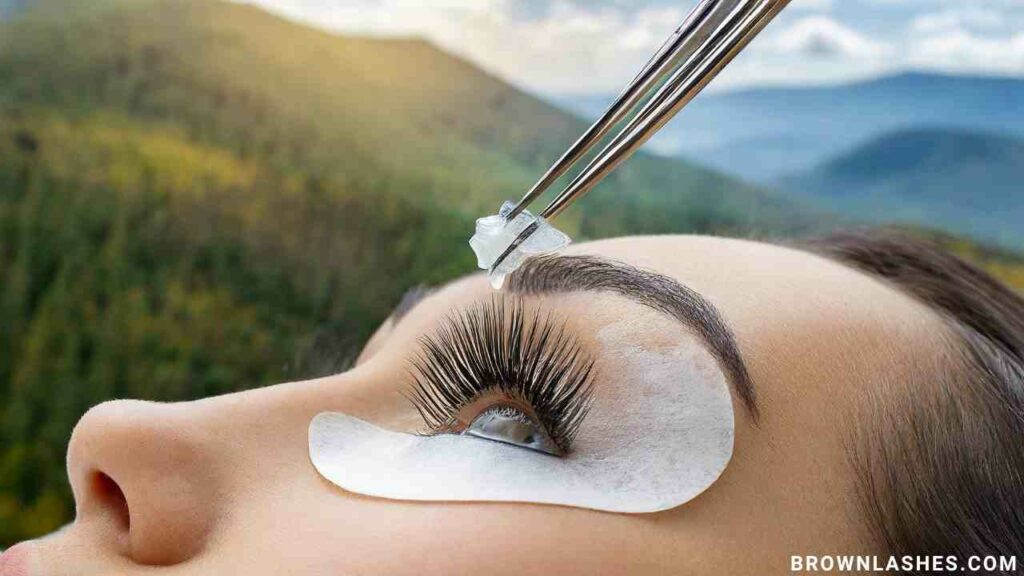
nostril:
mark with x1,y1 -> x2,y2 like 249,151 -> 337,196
67,400 -> 216,565
91,472 -> 130,532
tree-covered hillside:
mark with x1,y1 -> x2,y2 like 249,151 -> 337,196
0,0 -> 817,544
0,0 -> 809,235
0,110 -> 479,543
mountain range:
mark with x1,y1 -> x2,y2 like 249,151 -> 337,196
554,72 -> 1024,183
0,0 -> 27,18
784,127 -> 1024,248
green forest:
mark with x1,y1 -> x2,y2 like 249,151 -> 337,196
1,0 -> 1022,546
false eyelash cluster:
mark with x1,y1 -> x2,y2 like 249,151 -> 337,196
407,297 -> 596,454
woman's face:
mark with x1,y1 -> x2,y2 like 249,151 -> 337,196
13,236 -> 948,575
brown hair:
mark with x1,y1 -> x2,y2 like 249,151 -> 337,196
804,231 -> 1024,571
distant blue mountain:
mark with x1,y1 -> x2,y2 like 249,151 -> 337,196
553,72 -> 1024,183
783,127 -> 1024,248
0,0 -> 29,19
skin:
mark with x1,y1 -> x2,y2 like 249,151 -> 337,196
11,236 -> 952,575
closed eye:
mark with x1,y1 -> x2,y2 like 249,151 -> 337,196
406,297 -> 595,456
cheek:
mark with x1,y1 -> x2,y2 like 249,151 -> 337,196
367,507 -> 657,576
238,491 -> 662,575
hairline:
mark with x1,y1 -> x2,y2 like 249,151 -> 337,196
797,231 -> 1024,561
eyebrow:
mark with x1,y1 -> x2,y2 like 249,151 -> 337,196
389,285 -> 435,325
507,255 -> 759,421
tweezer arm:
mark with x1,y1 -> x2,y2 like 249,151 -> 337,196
541,0 -> 791,220
503,0 -> 792,222
488,0 -> 792,275
501,0 -> 721,222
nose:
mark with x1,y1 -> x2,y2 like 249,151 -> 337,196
66,400 -> 222,566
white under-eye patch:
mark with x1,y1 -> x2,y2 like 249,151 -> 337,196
309,322 -> 735,514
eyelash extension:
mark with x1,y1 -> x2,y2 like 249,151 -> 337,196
407,297 -> 596,454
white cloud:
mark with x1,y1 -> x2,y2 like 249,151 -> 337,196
908,28 -> 1024,74
235,0 -> 1024,93
240,0 -> 693,93
789,0 -> 834,11
910,8 -> 1006,35
760,15 -> 890,58
433,2 -> 694,93
244,0 -> 505,35
904,5 -> 1024,74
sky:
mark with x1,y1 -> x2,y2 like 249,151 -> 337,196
238,0 -> 1024,94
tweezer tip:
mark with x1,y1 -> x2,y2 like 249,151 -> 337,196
488,221 -> 540,276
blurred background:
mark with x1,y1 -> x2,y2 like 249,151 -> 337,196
1,0 -> 1023,546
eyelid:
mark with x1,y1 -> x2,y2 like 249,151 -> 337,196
407,297 -> 596,455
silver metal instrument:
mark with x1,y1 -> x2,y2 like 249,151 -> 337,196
490,0 -> 792,274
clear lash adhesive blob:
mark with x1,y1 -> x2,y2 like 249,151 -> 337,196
469,201 -> 572,289
308,321 -> 736,514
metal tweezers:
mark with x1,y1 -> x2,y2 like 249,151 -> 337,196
490,0 -> 792,274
